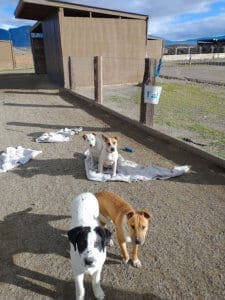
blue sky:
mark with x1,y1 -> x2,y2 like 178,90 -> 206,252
0,0 -> 225,40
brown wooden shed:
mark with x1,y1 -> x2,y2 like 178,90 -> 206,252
15,0 -> 149,86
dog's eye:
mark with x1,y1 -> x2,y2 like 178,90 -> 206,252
131,225 -> 135,230
142,226 -> 146,230
107,143 -> 111,146
94,241 -> 101,248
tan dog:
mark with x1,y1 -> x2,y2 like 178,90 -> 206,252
98,135 -> 118,177
95,190 -> 152,268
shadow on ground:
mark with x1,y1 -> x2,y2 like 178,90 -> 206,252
12,153 -> 86,179
0,208 -> 69,298
0,208 -> 159,299
7,121 -> 110,133
0,73 -> 58,90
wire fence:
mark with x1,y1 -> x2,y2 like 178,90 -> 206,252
69,56 -> 225,159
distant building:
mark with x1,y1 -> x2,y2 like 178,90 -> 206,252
197,37 -> 225,53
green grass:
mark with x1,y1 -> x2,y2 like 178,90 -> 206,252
154,81 -> 225,123
187,124 -> 225,146
154,82 -> 225,158
107,81 -> 225,158
110,95 -> 127,103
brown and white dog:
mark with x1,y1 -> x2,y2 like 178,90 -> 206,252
98,135 -> 118,177
95,190 -> 152,268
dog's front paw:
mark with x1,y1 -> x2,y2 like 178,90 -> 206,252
132,259 -> 142,268
93,287 -> 105,299
122,257 -> 130,264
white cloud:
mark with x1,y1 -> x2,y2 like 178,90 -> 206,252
150,12 -> 225,40
0,0 -> 224,40
61,0 -> 218,18
0,0 -> 35,29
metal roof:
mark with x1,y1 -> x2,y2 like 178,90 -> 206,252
15,0 -> 148,21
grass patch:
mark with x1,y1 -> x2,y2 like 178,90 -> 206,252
134,93 -> 141,104
158,82 -> 225,115
187,124 -> 225,146
154,81 -> 225,125
106,81 -> 225,158
110,95 -> 127,103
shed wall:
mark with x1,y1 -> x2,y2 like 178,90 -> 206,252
62,17 -> 146,86
0,41 -> 14,70
147,39 -> 163,59
42,11 -> 64,85
62,17 -> 146,58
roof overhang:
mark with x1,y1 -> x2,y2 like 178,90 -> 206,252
15,0 -> 148,21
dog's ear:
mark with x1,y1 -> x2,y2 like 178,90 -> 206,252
68,226 -> 90,252
113,136 -> 118,141
92,132 -> 96,136
82,134 -> 87,140
102,134 -> 108,142
68,226 -> 83,250
140,210 -> 152,220
126,211 -> 134,220
95,226 -> 112,251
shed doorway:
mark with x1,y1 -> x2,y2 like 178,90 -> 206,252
31,36 -> 46,74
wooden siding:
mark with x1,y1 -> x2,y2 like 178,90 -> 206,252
147,39 -> 163,59
0,41 -> 14,70
61,17 -> 146,86
42,11 -> 64,85
62,18 -> 146,58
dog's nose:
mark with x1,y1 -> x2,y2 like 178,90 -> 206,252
84,258 -> 94,266
110,147 -> 115,152
135,238 -> 141,245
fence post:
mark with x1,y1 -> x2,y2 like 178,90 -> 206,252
10,40 -> 16,70
68,56 -> 72,89
140,58 -> 156,126
94,56 -> 103,104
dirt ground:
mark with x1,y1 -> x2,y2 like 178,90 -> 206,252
0,72 -> 225,299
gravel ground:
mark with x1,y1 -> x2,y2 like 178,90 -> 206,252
0,72 -> 225,299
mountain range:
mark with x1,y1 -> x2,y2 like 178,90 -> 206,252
165,35 -> 225,46
0,25 -> 31,47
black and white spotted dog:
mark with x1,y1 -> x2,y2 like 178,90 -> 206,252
68,192 -> 111,300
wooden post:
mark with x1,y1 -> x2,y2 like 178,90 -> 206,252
68,56 -> 72,90
10,40 -> 16,70
68,56 -> 76,91
140,58 -> 156,126
94,56 -> 103,104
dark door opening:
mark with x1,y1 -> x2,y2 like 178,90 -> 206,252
31,36 -> 47,74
